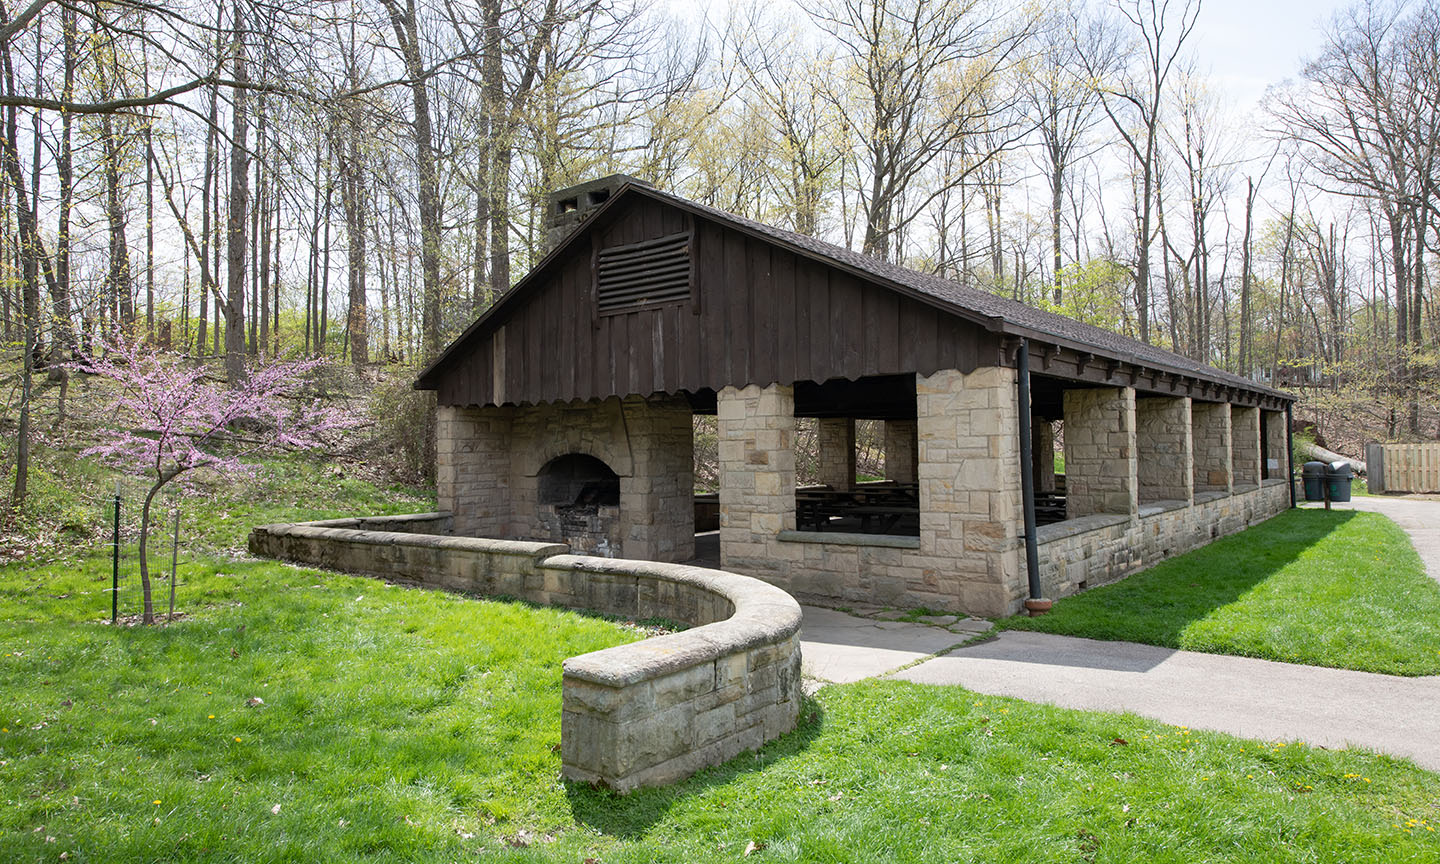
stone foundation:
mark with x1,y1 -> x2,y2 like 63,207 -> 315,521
248,516 -> 802,794
1035,480 -> 1290,597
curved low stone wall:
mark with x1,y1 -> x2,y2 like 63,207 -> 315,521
247,514 -> 803,793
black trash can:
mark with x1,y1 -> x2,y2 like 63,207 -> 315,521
1302,461 -> 1328,501
1325,461 -> 1354,502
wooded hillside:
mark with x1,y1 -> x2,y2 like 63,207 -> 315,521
2,0 -> 1437,511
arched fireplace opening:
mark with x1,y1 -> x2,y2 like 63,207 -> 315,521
538,454 -> 620,506
536,453 -> 621,555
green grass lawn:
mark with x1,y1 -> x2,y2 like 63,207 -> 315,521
4,441 -> 1439,860
4,546 -> 1439,864
1003,509 -> 1440,675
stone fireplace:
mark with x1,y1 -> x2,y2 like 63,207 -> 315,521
536,453 -> 622,556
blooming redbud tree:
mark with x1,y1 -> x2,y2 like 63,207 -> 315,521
80,337 -> 353,624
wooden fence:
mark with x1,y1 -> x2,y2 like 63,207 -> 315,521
1367,442 -> 1440,493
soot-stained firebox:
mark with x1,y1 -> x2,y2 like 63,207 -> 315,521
536,453 -> 621,556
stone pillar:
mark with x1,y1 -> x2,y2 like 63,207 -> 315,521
916,367 -> 1024,616
1262,410 -> 1287,480
436,404 -> 514,538
1135,396 -> 1193,504
1231,405 -> 1261,488
1062,386 -> 1138,519
1191,401 -> 1232,494
884,419 -> 919,483
816,417 -> 856,489
1031,418 -> 1057,494
621,395 -> 696,562
718,384 -> 795,571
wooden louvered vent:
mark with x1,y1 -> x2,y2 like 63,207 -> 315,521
595,230 -> 693,315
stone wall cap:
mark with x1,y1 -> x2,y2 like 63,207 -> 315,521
550,555 -> 802,687
251,520 -> 564,559
776,530 -> 920,549
1139,499 -> 1190,519
1035,513 -> 1131,544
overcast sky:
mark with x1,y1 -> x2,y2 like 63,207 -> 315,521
1191,0 -> 1349,115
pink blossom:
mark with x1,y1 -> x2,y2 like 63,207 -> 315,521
76,335 -> 358,624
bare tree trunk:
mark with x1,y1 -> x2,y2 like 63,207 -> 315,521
339,130 -> 368,366
306,141 -> 320,356
197,79 -> 217,354
379,0 -> 443,360
48,3 -> 77,365
320,159 -> 332,355
224,6 -> 250,384
256,95 -> 270,358
249,98 -> 263,357
482,0 -> 506,298
372,188 -> 391,361
1239,177 -> 1254,376
272,168 -> 281,356
143,51 -> 155,338
1,34 -> 41,510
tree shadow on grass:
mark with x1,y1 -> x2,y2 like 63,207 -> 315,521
564,695 -> 827,839
1004,509 -> 1361,648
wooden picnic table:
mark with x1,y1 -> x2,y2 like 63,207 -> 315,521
795,486 -> 919,532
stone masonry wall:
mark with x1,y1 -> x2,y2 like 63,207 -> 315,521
247,520 -> 802,795
1192,401 -> 1232,493
816,417 -> 856,489
1136,396 -> 1193,504
915,366 -> 1025,614
436,404 -> 515,537
1063,386 -> 1138,518
719,383 -> 797,566
717,369 -> 1024,618
451,395 -> 694,562
1263,410 -> 1288,480
1035,480 -> 1290,598
1232,405 -> 1261,488
884,419 -> 919,483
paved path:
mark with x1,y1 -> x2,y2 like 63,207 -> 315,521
894,631 -> 1440,770
800,494 -> 1440,768
799,605 -> 968,685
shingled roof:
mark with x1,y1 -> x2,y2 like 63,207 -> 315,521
417,183 -> 1291,405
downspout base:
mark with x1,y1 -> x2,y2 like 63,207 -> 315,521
1023,598 -> 1053,617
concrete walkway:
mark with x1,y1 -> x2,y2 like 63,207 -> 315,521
798,494 -> 1440,769
894,631 -> 1440,770
799,605 -> 971,685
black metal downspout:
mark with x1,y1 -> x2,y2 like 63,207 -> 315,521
1016,339 -> 1045,612
1285,403 -> 1296,509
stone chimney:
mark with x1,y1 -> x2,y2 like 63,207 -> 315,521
544,173 -> 650,252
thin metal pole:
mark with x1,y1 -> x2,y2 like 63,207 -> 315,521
1016,339 -> 1042,604
168,508 -> 180,621
111,493 -> 121,624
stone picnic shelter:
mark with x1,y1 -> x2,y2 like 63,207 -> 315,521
415,175 -> 1295,618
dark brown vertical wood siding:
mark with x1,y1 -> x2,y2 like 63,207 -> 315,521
435,197 -> 1000,408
